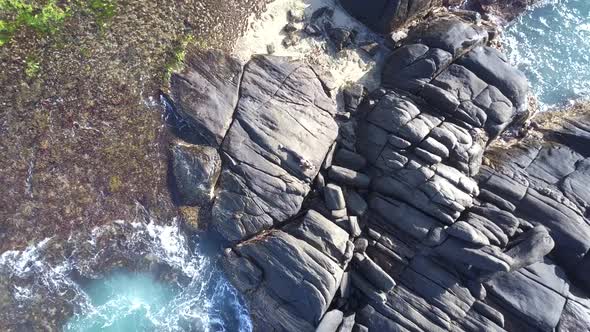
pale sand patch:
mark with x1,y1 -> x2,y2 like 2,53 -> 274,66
232,0 -> 388,98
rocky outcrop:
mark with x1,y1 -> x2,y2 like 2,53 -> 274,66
211,55 -> 338,242
339,0 -> 441,33
168,14 -> 590,332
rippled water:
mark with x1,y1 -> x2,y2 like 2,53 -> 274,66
503,0 -> 590,110
0,218 -> 252,332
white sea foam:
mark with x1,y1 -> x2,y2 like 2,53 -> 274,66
503,0 -> 590,110
0,213 -> 251,332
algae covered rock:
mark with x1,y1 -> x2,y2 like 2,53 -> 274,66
171,140 -> 221,206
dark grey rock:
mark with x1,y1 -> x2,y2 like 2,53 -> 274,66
371,195 -> 441,240
170,49 -> 242,147
223,230 -> 344,331
343,83 -> 365,113
328,166 -> 371,188
352,324 -> 368,332
457,46 -> 529,115
171,140 -> 221,206
467,280 -> 486,300
353,253 -> 396,292
344,189 -> 368,216
288,210 -> 352,263
211,55 -> 338,242
340,271 -> 352,298
339,0 -> 438,33
435,237 -> 512,273
447,220 -> 490,246
472,301 -> 504,328
325,183 -> 346,210
335,149 -> 367,170
350,271 -> 387,303
283,22 -> 298,33
405,17 -> 488,57
304,23 -> 322,36
359,42 -> 380,56
505,225 -> 554,271
423,227 -> 448,247
328,27 -> 355,51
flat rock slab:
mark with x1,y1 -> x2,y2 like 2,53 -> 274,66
212,55 -> 338,242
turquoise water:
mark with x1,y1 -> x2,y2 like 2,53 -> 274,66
61,223 -> 252,332
64,272 -> 178,331
504,0 -> 590,109
0,220 -> 252,332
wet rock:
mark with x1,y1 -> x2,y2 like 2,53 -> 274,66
171,140 -> 221,206
170,49 -> 243,146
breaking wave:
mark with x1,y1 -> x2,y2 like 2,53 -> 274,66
0,215 -> 251,332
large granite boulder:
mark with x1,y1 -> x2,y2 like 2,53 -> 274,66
211,55 -> 338,242
222,210 -> 352,331
170,49 -> 243,147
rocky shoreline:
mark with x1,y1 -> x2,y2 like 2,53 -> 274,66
167,1 -> 590,331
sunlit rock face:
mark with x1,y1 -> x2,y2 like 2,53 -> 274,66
168,9 -> 590,332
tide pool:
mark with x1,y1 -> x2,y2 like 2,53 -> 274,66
504,0 -> 590,109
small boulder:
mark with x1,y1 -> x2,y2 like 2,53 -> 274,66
325,183 -> 346,210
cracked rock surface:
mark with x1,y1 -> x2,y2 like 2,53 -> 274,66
169,14 -> 590,332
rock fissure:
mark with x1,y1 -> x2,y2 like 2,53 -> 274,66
167,7 -> 590,332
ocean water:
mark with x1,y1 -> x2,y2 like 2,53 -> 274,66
503,0 -> 590,110
0,218 -> 252,332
